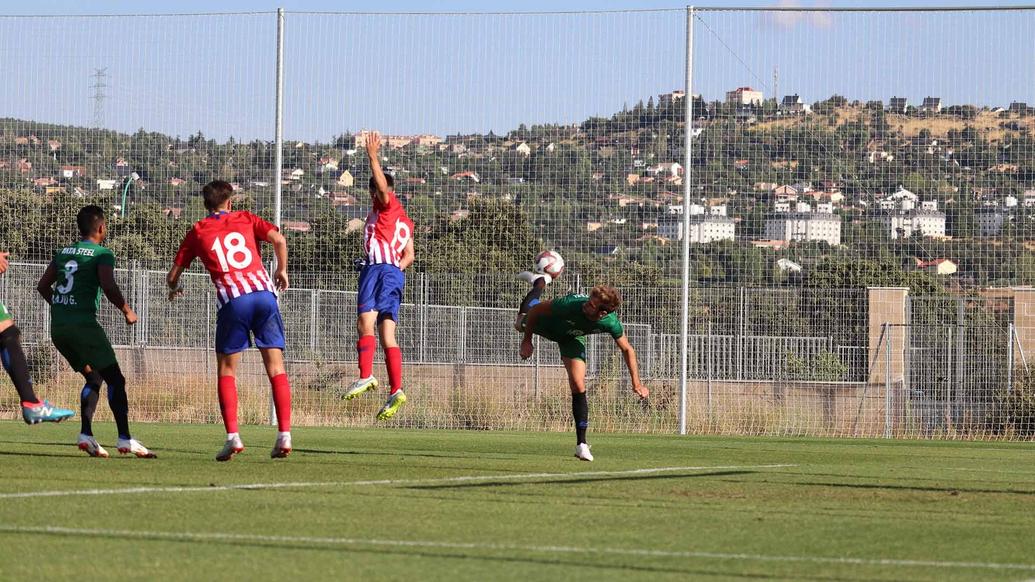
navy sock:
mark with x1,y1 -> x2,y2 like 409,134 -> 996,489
79,372 -> 102,436
572,391 -> 589,445
99,364 -> 131,440
519,278 -> 547,314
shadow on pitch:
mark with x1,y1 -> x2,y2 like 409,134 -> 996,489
22,528 -> 875,581
404,470 -> 758,490
292,447 -> 520,461
787,479 -> 1035,497
0,449 -> 86,459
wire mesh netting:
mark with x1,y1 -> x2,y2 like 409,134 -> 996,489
0,8 -> 1034,437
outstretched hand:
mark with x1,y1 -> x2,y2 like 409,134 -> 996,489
365,132 -> 381,158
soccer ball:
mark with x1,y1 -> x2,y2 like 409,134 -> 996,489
534,250 -> 565,278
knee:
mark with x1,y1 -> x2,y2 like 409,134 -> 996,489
83,371 -> 103,388
0,324 -> 20,345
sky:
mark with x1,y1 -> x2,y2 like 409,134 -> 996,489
1,0 -> 1033,142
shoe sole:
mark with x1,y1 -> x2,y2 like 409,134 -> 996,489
78,442 -> 109,458
216,447 -> 245,462
118,448 -> 157,459
271,448 -> 291,459
24,415 -> 72,425
342,380 -> 378,400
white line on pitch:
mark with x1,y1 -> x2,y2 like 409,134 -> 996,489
1,524 -> 1032,572
0,464 -> 794,500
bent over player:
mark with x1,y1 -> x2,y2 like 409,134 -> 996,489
37,205 -> 154,458
516,282 -> 649,461
340,132 -> 415,421
166,180 -> 293,461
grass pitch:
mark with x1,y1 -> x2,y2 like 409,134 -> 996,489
0,422 -> 1033,581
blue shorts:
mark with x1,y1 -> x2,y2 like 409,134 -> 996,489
357,263 -> 405,322
215,291 -> 286,355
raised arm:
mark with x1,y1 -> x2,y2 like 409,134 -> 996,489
267,229 -> 290,291
36,263 -> 58,305
615,335 -> 648,399
365,132 -> 391,206
98,264 -> 137,325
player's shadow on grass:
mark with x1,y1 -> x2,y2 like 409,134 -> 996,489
404,470 -> 757,490
0,450 -> 85,459
25,528 -> 874,581
789,479 -> 1035,497
293,447 -> 521,461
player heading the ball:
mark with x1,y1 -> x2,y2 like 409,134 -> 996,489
339,131 -> 415,421
166,180 -> 293,461
515,264 -> 648,462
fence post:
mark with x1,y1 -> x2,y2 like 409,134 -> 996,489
269,7 -> 285,428
310,289 -> 319,353
737,287 -> 745,380
534,335 -> 541,400
419,273 -> 427,364
955,299 -> 965,430
945,325 -> 953,432
1007,322 -> 1015,394
678,5 -> 696,436
706,321 -> 713,419
884,323 -> 892,438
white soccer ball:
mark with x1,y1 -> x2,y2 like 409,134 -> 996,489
534,250 -> 565,278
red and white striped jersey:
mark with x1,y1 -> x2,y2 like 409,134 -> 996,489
174,210 -> 279,307
364,191 -> 414,267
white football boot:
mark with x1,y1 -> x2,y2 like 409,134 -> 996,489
574,443 -> 594,462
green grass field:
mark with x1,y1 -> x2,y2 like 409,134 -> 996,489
1,422 -> 1034,581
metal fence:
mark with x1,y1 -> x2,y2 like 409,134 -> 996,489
1,8 -> 1035,437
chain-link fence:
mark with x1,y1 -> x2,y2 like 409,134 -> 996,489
1,8 -> 1035,437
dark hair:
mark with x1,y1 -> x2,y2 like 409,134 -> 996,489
202,180 -> 234,211
369,173 -> 395,191
76,205 -> 106,237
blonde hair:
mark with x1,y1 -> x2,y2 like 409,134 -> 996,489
590,285 -> 621,312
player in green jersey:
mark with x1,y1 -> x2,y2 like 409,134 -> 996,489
36,205 -> 155,459
0,251 -> 74,425
516,282 -> 649,461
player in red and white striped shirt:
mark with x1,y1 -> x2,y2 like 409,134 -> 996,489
166,180 -> 293,461
340,132 -> 415,420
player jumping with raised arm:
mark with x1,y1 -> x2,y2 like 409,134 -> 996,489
166,180 -> 293,461
0,251 -> 74,425
516,280 -> 649,461
37,205 -> 154,458
339,132 -> 415,420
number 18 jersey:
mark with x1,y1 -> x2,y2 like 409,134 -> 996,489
174,210 -> 279,308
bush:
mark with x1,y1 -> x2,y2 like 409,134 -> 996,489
995,367 -> 1035,437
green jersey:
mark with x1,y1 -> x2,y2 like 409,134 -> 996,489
532,293 -> 624,343
49,241 -> 116,326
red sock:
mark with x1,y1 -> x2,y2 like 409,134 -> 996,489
217,376 -> 239,434
270,373 -> 292,432
385,347 -> 403,395
357,335 -> 376,378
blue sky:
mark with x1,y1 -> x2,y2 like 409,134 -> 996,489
1,0 -> 1032,141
